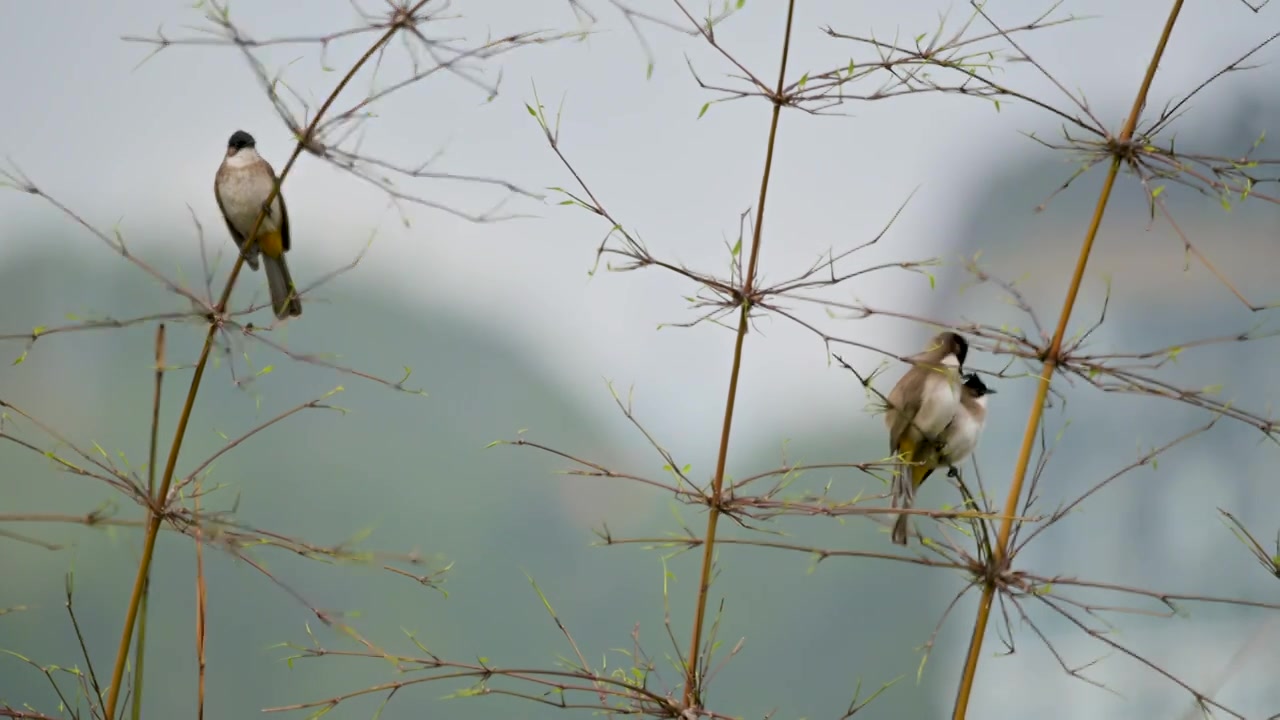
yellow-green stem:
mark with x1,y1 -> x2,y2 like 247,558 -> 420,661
130,324 -> 164,720
950,2 -> 1184,717
681,0 -> 797,708
195,478 -> 207,720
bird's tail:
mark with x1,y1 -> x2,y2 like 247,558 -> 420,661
890,438 -> 918,546
262,254 -> 302,319
890,464 -> 913,545
891,453 -> 938,545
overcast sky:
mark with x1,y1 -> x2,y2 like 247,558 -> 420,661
5,0 -> 1274,451
4,3 -> 1280,715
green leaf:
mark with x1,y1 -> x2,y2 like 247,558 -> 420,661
525,103 -> 537,117
797,72 -> 808,89
698,102 -> 710,119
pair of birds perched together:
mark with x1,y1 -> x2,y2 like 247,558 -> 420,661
883,331 -> 995,545
214,130 -> 303,320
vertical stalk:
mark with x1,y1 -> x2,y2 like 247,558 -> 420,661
194,477 -> 207,720
129,324 -> 166,720
682,0 -> 798,708
950,2 -> 1184,718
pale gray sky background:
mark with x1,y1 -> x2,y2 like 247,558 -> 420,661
3,0 -> 1267,446
3,1 -> 1280,718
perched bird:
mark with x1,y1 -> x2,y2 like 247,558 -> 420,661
214,130 -> 302,319
933,373 -> 996,483
883,331 -> 968,545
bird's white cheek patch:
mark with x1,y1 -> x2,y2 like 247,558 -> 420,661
942,353 -> 961,368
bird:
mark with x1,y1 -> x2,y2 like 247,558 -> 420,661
883,331 -> 968,545
214,130 -> 302,319
933,373 -> 996,484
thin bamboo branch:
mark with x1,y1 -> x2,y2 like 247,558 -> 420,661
129,324 -> 165,720
681,0 -> 797,709
950,2 -> 1187,717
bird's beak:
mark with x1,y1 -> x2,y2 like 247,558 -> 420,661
986,387 -> 998,394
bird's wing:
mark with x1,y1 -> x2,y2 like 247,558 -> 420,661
214,168 -> 247,247
265,160 -> 291,253
886,369 -> 924,455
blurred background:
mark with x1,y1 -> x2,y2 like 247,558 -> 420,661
2,1 -> 1280,718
